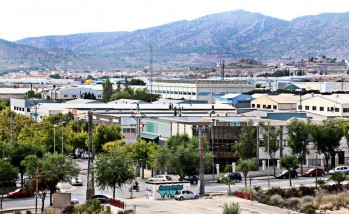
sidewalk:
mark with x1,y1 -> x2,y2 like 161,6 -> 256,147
123,195 -> 298,214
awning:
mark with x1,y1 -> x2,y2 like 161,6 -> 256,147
140,133 -> 159,140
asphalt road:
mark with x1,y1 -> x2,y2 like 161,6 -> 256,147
1,159 -> 332,210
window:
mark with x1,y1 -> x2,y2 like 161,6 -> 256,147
252,104 -> 255,108
305,106 -> 309,110
312,106 -> 317,111
262,105 -> 266,109
335,108 -> 339,112
320,107 -> 324,111
257,104 -> 260,108
267,105 -> 271,109
298,105 -> 302,110
273,105 -> 277,109
73,95 -> 76,98
327,107 -> 334,111
343,108 -> 349,112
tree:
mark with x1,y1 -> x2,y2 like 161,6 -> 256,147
236,158 -> 256,187
9,142 -> 45,188
258,122 -> 282,176
25,90 -> 42,99
82,92 -> 96,99
0,97 -> 7,111
310,119 -> 344,172
102,78 -> 113,102
49,74 -> 61,79
234,120 -> 257,159
125,139 -> 160,178
286,118 -> 310,174
95,147 -> 135,198
93,123 -> 123,153
0,159 -> 18,209
129,79 -> 146,85
280,155 -> 299,187
22,153 -> 79,206
155,134 -> 213,178
219,175 -> 236,195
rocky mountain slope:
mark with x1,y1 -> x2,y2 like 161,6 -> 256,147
1,10 -> 348,71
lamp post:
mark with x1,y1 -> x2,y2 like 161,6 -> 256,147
61,121 -> 66,156
53,125 -> 57,153
267,124 -> 270,188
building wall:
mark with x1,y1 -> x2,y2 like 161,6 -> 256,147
251,96 -> 278,110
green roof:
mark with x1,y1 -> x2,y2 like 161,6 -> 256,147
140,133 -> 159,140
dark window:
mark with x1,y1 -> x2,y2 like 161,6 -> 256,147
335,108 -> 339,112
257,104 -> 260,108
298,105 -> 302,110
252,104 -> 255,108
305,106 -> 309,110
273,105 -> 277,109
320,107 -> 324,111
312,106 -> 317,111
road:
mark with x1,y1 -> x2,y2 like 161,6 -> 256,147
1,159 -> 332,210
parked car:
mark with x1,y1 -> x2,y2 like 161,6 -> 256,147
70,177 -> 83,186
174,190 -> 199,200
276,170 -> 298,179
7,188 -> 30,198
91,194 -> 111,204
329,166 -> 349,175
178,175 -> 198,184
149,174 -> 172,181
217,173 -> 242,183
71,198 -> 79,205
68,152 -> 77,159
302,168 -> 326,177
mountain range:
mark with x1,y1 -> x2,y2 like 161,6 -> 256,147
1,10 -> 349,72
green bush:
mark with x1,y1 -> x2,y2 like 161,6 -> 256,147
222,202 -> 241,214
299,186 -> 316,197
330,172 -> 347,186
63,206 -> 76,214
316,179 -> 326,188
284,197 -> 301,210
270,194 -> 284,207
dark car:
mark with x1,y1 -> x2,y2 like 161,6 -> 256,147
91,194 -> 111,204
217,173 -> 242,183
276,170 -> 298,179
179,175 -> 198,184
68,152 -> 77,159
7,188 -> 30,198
302,168 -> 326,177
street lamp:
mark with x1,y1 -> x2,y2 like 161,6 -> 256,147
62,121 -> 66,156
53,124 -> 57,153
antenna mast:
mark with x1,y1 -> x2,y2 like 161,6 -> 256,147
149,45 -> 153,93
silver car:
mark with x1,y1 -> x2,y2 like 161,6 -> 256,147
329,166 -> 349,174
174,190 -> 199,200
149,174 -> 172,181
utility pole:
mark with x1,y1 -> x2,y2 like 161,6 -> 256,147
131,103 -> 147,139
86,111 -> 95,200
61,121 -> 66,156
53,125 -> 57,153
10,113 -> 14,143
267,124 -> 270,188
220,59 -> 225,81
198,126 -> 205,195
211,119 -> 215,179
35,167 -> 40,214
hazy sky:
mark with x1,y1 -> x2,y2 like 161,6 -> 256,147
0,0 -> 347,41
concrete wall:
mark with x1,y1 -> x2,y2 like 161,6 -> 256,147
53,192 -> 71,208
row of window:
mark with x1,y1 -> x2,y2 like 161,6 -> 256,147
153,90 -> 197,95
61,94 -> 102,98
251,104 -> 278,109
298,105 -> 340,112
13,106 -> 30,112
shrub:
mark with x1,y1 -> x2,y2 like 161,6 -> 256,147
266,187 -> 284,197
316,179 -> 326,188
300,202 -> 315,214
63,206 -> 76,214
330,172 -> 347,186
253,186 -> 261,192
270,194 -> 284,207
238,186 -> 255,195
303,196 -> 315,204
299,186 -> 316,196
222,202 -> 241,214
284,197 -> 301,210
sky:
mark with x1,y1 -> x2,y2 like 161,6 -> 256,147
0,0 -> 348,41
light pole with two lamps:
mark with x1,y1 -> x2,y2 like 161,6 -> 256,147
61,121 -> 66,156
53,124 -> 57,153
